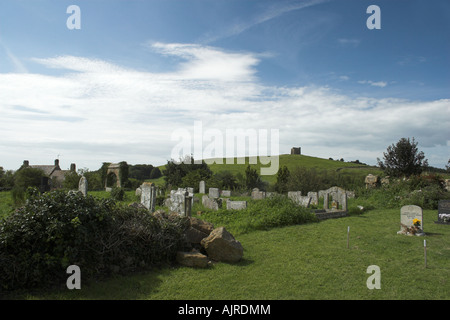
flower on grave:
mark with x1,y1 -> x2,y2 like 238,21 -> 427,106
413,219 -> 421,227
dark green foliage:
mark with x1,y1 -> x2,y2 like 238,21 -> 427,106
377,137 -> 428,177
163,156 -> 212,188
355,174 -> 449,210
244,165 -> 261,190
181,169 -> 212,192
110,187 -> 125,201
0,190 -> 188,292
275,165 -> 290,193
128,164 -> 154,180
63,171 -> 81,190
83,170 -> 103,191
149,167 -> 162,179
11,167 -> 45,206
286,167 -> 362,195
0,167 -> 14,190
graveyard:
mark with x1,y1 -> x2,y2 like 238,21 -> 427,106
1,154 -> 449,300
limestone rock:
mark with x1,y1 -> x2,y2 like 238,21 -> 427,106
200,227 -> 243,263
176,250 -> 209,268
189,216 -> 214,234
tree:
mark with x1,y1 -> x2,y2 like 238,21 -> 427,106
244,165 -> 261,190
275,165 -> 290,193
163,156 -> 212,188
377,137 -> 428,177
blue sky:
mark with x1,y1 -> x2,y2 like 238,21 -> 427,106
0,0 -> 449,171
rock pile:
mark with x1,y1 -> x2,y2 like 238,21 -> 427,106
176,216 -> 244,268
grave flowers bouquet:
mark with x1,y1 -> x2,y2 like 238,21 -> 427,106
410,219 -> 421,234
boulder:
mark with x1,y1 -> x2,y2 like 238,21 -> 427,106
176,250 -> 209,268
189,216 -> 214,234
200,227 -> 243,263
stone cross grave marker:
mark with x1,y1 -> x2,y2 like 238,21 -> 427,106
398,205 -> 425,236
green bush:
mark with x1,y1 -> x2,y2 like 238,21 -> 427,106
0,190 -> 188,292
110,187 -> 125,201
199,195 -> 318,235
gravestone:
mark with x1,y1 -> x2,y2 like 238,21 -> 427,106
221,190 -> 231,197
251,188 -> 266,200
341,193 -> 348,211
436,200 -> 450,224
323,193 -> 329,210
199,180 -> 205,194
307,192 -> 318,205
209,188 -> 220,199
226,200 -> 247,210
397,205 -> 425,236
184,191 -> 192,217
288,191 -> 302,203
141,184 -> 156,212
167,188 -> 192,215
78,176 -> 88,196
202,195 -> 222,211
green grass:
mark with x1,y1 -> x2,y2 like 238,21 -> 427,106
8,205 -> 450,300
0,191 -> 14,220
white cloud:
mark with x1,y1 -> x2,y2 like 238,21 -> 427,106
358,80 -> 387,88
0,43 -> 448,171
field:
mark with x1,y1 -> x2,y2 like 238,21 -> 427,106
1,154 -> 449,300
150,154 -> 383,186
3,196 -> 449,300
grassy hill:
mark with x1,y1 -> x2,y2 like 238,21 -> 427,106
150,154 -> 383,187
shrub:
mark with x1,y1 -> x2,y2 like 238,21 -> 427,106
199,195 -> 318,235
0,190 -> 188,292
110,187 -> 125,201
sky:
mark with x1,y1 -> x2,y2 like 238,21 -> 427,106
0,0 -> 449,172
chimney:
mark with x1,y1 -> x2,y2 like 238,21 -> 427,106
70,163 -> 76,172
55,159 -> 60,167
23,160 -> 29,167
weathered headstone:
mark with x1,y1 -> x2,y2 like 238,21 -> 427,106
226,200 -> 247,210
220,190 -> 231,197
323,193 -> 329,210
184,191 -> 192,217
140,183 -> 156,212
288,191 -> 302,203
167,188 -> 192,215
341,193 -> 348,211
202,195 -> 222,211
199,180 -> 206,194
365,174 -> 379,189
251,188 -> 266,200
436,200 -> 450,224
78,176 -> 88,196
209,188 -> 220,199
307,192 -> 318,205
398,205 -> 425,236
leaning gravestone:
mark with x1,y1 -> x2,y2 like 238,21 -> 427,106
397,205 -> 425,236
78,176 -> 88,196
436,200 -> 450,224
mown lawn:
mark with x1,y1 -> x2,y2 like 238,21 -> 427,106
11,206 -> 450,300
